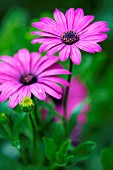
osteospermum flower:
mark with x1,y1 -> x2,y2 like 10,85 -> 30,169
31,8 -> 110,64
0,49 -> 70,108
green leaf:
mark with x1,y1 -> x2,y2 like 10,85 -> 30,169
43,137 -> 57,161
72,141 -> 96,162
101,147 -> 113,170
56,140 -> 72,166
51,122 -> 65,146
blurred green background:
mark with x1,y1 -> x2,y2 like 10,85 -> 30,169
0,0 -> 113,170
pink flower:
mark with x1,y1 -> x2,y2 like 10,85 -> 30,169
0,49 -> 70,108
42,77 -> 89,125
31,8 -> 109,65
54,77 -> 90,124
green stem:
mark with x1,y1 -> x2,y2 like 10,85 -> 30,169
64,58 -> 73,119
32,96 -> 39,125
4,124 -> 12,139
18,148 -> 28,165
29,113 -> 37,164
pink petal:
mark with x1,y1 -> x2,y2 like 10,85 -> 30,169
39,83 -> 62,99
65,8 -> 75,31
32,21 -> 62,36
39,39 -> 62,53
80,21 -> 110,35
70,45 -> 82,65
40,17 -> 63,34
38,79 -> 63,94
77,41 -> 102,53
30,83 -> 46,100
0,56 -> 19,70
32,56 -> 49,74
76,15 -> 94,33
80,33 -> 108,42
0,74 -> 16,83
0,62 -> 20,78
67,77 -> 89,121
30,52 -> 41,72
54,8 -> 67,32
59,45 -> 70,62
38,69 -> 71,78
17,48 -> 31,73
35,57 -> 59,75
47,43 -> 65,57
72,8 -> 84,30
31,31 -> 59,38
31,38 -> 48,44
0,82 -> 22,102
18,86 -> 31,103
8,90 -> 20,108
38,76 -> 69,86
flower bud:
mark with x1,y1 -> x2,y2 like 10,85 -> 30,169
0,113 -> 8,124
20,97 -> 34,113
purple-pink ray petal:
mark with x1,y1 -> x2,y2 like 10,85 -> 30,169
32,56 -> 49,74
65,8 -> 75,31
0,56 -> 19,70
38,79 -> 63,94
72,8 -> 84,30
31,38 -> 48,44
46,44 -> 65,57
17,49 -> 31,73
38,69 -> 71,78
0,62 -> 20,78
31,31 -> 59,38
70,45 -> 82,65
76,41 -> 102,53
30,83 -> 46,100
54,8 -> 67,32
0,74 -> 16,83
30,52 -> 41,72
40,17 -> 63,34
35,57 -> 59,75
76,15 -> 94,33
59,45 -> 70,62
39,83 -> 62,99
32,21 -> 62,36
80,33 -> 108,42
39,39 -> 61,53
80,21 -> 110,35
0,82 -> 22,102
8,90 -> 20,108
18,86 -> 31,103
38,76 -> 69,86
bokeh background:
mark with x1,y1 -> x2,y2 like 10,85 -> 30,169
0,0 -> 113,170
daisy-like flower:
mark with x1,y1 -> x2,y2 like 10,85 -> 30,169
31,8 -> 110,64
0,49 -> 70,108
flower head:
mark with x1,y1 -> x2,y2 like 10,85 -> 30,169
31,8 -> 109,65
0,48 -> 70,108
54,77 -> 90,124
20,97 -> 34,112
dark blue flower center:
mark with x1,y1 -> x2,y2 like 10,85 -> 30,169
20,73 -> 37,85
61,31 -> 79,45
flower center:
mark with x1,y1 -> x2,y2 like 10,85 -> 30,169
61,31 -> 79,45
20,73 -> 37,85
